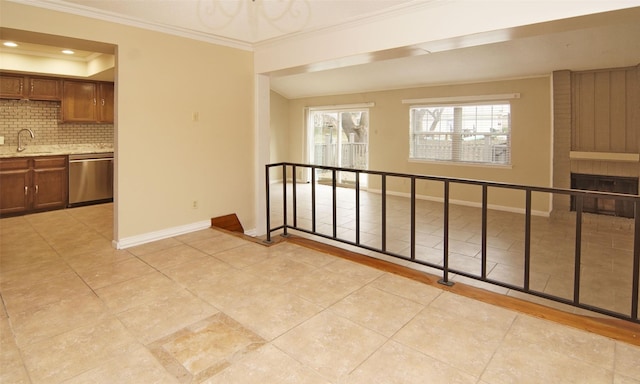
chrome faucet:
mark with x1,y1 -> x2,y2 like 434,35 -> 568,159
17,128 -> 35,152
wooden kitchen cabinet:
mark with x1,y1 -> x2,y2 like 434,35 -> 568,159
28,77 -> 61,100
62,80 -> 114,123
62,80 -> 97,122
0,158 -> 31,215
0,74 -> 25,99
98,82 -> 114,123
0,156 -> 68,216
0,73 -> 62,100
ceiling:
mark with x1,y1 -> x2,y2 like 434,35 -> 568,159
3,1 -> 640,98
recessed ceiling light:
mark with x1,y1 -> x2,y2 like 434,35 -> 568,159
62,49 -> 75,55
3,42 -> 18,47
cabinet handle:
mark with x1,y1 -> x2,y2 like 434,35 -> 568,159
93,98 -> 97,105
31,82 -> 34,93
35,185 -> 39,194
101,99 -> 105,106
24,186 -> 28,195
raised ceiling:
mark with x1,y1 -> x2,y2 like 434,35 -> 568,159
4,1 -> 640,98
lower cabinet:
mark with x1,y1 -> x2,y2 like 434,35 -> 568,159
0,156 -> 67,216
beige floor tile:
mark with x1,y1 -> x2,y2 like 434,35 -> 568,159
190,234 -> 248,257
330,285 -> 425,337
174,228 -> 225,244
0,317 -> 31,384
61,246 -> 133,272
615,342 -> 640,380
150,313 -> 265,382
10,292 -> 111,347
368,272 -> 442,305
509,315 -> 616,369
96,271 -> 187,313
287,266 -> 367,307
203,344 -> 330,384
1,271 -> 92,316
614,374 -> 640,384
481,335 -> 614,384
322,257 -> 384,285
344,340 -> 476,384
162,256 -> 235,290
274,311 -> 387,381
214,282 -> 323,341
20,317 -> 136,384
208,242 -> 275,268
242,255 -> 318,285
278,243 -> 336,268
127,237 -> 183,256
61,343 -> 179,384
0,245 -> 60,272
393,300 -> 515,377
487,262 -> 549,291
76,257 -> 157,289
137,243 -> 210,271
117,289 -> 218,344
49,230 -> 115,257
0,258 -> 71,290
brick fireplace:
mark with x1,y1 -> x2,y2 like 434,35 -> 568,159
552,66 -> 640,219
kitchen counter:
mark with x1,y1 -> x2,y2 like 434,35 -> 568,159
0,143 -> 113,158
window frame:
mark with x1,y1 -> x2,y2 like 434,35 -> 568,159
405,95 -> 517,167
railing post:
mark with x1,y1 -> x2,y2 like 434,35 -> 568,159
311,166 -> 316,233
439,180 -> 454,286
265,164 -> 271,243
382,174 -> 387,252
355,171 -> 361,245
282,164 -> 288,237
332,169 -> 337,239
481,184 -> 488,279
573,194 -> 583,304
292,165 -> 297,228
411,176 -> 416,260
524,189 -> 532,291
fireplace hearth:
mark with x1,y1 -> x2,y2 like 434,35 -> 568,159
571,173 -> 638,218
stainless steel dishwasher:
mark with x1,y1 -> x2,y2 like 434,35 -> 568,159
68,152 -> 114,206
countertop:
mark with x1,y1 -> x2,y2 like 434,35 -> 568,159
0,144 -> 114,158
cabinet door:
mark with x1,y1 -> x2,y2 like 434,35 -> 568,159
0,159 -> 31,215
32,157 -> 68,211
0,74 -> 25,99
29,77 -> 61,101
98,82 -> 114,123
62,80 -> 97,122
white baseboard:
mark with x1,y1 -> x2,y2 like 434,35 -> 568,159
114,220 -> 212,249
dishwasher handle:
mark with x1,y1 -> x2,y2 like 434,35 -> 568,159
69,157 -> 113,164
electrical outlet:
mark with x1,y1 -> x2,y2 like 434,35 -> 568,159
192,200 -> 198,209
192,112 -> 199,122
0,136 -> 4,145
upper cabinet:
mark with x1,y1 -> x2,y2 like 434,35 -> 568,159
0,73 -> 61,101
29,77 -> 61,101
61,80 -> 114,123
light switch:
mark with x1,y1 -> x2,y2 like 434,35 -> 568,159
0,136 -> 4,145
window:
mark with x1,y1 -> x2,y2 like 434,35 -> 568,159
409,103 -> 511,165
307,105 -> 371,184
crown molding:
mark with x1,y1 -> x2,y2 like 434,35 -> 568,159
8,0 -> 440,53
7,0 -> 255,51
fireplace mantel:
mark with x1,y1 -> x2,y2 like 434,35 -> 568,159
569,151 -> 639,162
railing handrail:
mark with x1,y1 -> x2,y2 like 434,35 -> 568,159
265,162 -> 640,323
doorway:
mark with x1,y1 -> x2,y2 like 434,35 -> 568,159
307,107 -> 370,185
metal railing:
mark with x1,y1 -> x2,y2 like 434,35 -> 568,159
265,162 -> 640,323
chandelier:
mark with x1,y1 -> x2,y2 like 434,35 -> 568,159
197,0 -> 311,39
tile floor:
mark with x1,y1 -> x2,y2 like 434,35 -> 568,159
269,181 -> 639,318
1,203 -> 640,383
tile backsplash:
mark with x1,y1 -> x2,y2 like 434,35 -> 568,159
0,99 -> 114,147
